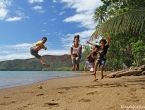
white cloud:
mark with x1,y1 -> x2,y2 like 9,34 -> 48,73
32,5 -> 44,13
44,22 -> 47,24
53,0 -> 57,3
0,43 -> 69,61
28,0 -> 43,4
5,17 -> 22,21
64,13 -> 95,29
60,0 -> 102,47
61,29 -> 95,49
0,8 -> 8,20
0,53 -> 33,61
0,43 -> 32,61
58,11 -> 66,15
50,18 -> 56,21
0,0 -> 12,20
41,30 -> 46,31
61,0 -> 102,13
61,0 -> 103,29
5,10 -> 29,22
0,0 -> 12,8
32,5 -> 42,10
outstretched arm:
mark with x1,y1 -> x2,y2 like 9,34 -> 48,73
106,35 -> 111,45
86,41 -> 96,47
70,47 -> 74,59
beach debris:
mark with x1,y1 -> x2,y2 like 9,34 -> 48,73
78,98 -> 91,102
122,63 -> 128,70
36,94 -> 44,96
38,85 -> 43,89
105,65 -> 145,78
44,102 -> 59,107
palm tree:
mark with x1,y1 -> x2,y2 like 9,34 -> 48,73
91,9 -> 145,39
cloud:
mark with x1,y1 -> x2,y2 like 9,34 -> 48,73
4,8 -> 29,22
61,0 -> 103,29
5,17 -> 22,21
28,0 -> 43,4
0,0 -> 12,20
0,8 -> 8,20
50,18 -> 56,21
43,22 -> 47,24
60,0 -> 102,48
32,5 -> 44,13
41,30 -> 46,32
52,0 -> 57,3
0,43 -> 32,61
0,43 -> 69,61
58,11 -> 66,15
32,5 -> 42,10
0,0 -> 12,8
61,29 -> 95,49
0,53 -> 32,61
64,13 -> 95,29
61,0 -> 102,13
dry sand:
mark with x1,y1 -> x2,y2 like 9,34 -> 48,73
0,71 -> 145,110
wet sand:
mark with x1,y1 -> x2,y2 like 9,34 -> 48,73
0,71 -> 145,110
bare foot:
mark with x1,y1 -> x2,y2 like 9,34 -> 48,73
92,73 -> 96,75
72,65 -> 75,71
43,63 -> 50,67
93,79 -> 98,82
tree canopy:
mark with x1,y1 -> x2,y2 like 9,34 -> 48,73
85,0 -> 145,70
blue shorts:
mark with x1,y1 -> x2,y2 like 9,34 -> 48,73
97,58 -> 106,67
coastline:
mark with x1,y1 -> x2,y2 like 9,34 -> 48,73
0,71 -> 145,110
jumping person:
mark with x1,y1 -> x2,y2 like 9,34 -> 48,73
84,47 -> 98,73
70,35 -> 82,71
87,36 -> 111,81
30,37 -> 50,67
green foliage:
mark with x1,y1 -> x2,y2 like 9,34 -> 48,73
92,0 -> 145,38
83,45 -> 93,55
85,0 -> 145,71
131,40 -> 145,66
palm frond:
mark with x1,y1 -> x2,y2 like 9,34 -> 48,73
91,9 -> 145,39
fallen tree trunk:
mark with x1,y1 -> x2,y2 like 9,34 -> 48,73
105,70 -> 142,78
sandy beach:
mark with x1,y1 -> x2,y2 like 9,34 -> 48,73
0,71 -> 145,110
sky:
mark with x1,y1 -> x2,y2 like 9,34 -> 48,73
0,0 -> 103,61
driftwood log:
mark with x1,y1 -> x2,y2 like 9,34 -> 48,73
105,65 -> 145,78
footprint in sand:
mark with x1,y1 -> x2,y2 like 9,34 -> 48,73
43,102 -> 59,107
36,94 -> 44,96
129,88 -> 137,92
0,101 -> 16,105
0,102 -> 7,105
57,86 -> 79,90
87,91 -> 98,95
78,99 -> 91,102
58,92 -> 66,94
4,96 -> 11,98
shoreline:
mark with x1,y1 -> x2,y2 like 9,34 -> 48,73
0,71 -> 145,110
0,71 -> 82,90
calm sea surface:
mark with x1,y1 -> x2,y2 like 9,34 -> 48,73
0,71 -> 79,89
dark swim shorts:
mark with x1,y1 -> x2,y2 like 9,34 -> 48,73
30,47 -> 41,59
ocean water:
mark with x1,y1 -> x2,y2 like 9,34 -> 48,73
0,71 -> 79,89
